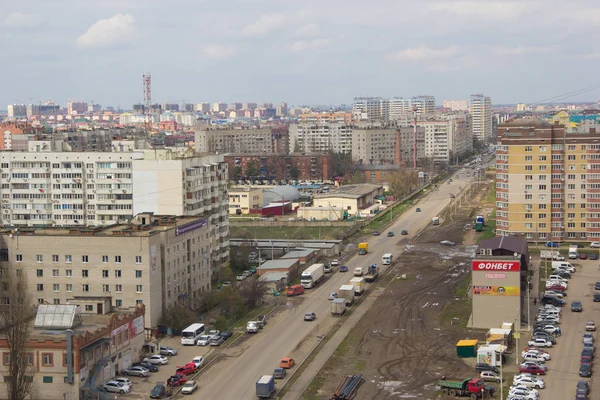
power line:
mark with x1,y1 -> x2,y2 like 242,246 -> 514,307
529,83 -> 600,106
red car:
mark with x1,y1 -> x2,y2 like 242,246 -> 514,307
167,374 -> 188,387
546,285 -> 567,291
519,364 -> 546,375
580,253 -> 588,260
175,362 -> 196,376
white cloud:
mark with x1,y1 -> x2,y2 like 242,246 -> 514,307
387,45 -> 460,61
3,12 -> 41,27
583,51 -> 600,59
203,44 -> 237,60
287,38 -> 332,52
76,13 -> 135,49
296,23 -> 320,37
428,1 -> 533,19
491,45 -> 557,55
241,13 -> 286,36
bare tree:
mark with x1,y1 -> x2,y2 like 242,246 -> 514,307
388,169 -> 420,197
0,273 -> 36,400
236,278 -> 270,309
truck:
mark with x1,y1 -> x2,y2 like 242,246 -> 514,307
300,263 -> 325,289
338,285 -> 356,306
353,265 -> 366,276
349,277 -> 365,295
436,377 -> 494,398
358,242 -> 368,255
475,215 -> 485,226
569,245 -> 578,259
331,298 -> 347,316
432,217 -> 440,225
256,375 -> 276,398
364,264 -> 379,282
286,285 -> 305,296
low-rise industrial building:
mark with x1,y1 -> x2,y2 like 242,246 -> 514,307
257,259 -> 301,280
297,206 -> 345,221
313,184 -> 384,216
228,187 -> 263,214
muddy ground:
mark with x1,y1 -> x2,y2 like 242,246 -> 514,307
310,193 -> 491,400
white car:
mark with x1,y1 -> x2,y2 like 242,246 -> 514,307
591,242 -> 600,248
507,394 -> 537,400
521,353 -> 547,363
527,338 -> 552,348
181,380 -> 198,394
509,386 -> 539,398
191,356 -> 204,369
513,375 -> 545,389
236,274 -> 245,281
328,292 -> 338,300
207,330 -> 220,339
538,325 -> 559,335
112,377 -> 132,386
101,381 -> 131,394
196,335 -> 211,346
521,350 -> 550,361
536,315 -> 559,324
144,355 -> 169,365
331,259 -> 340,267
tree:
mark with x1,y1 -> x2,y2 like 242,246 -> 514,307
245,160 -> 259,179
388,169 -> 420,197
290,166 -> 300,180
347,171 -> 366,184
330,152 -> 354,178
158,303 -> 196,333
231,166 -> 242,181
0,273 -> 36,400
213,287 -> 245,319
236,278 -> 269,309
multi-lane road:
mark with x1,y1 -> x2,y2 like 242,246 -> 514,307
195,169 -> 478,399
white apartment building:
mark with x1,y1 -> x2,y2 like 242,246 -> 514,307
352,127 -> 398,164
352,97 -> 389,121
354,96 -> 435,121
0,213 -> 212,328
159,112 -> 197,126
470,94 -> 493,143
7,104 -> 27,118
389,98 -> 413,120
411,96 -> 436,114
194,127 -> 275,154
443,100 -> 469,111
418,113 -> 473,164
289,123 -> 353,154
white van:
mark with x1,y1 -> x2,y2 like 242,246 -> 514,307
548,275 -> 568,282
551,261 -> 575,272
569,245 -> 578,259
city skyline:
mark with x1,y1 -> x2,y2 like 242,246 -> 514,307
1,0 -> 600,107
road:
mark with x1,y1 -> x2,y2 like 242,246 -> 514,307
194,169 -> 477,399
543,257 -> 600,400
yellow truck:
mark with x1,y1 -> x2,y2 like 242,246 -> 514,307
358,242 -> 368,255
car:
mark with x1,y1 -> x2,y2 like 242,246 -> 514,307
331,259 -> 340,267
304,312 -> 317,321
536,315 -> 559,323
273,367 -> 287,379
449,178 -> 453,182
577,380 -> 590,395
595,282 -> 600,290
416,208 -> 421,212
236,274 -> 245,281
101,381 -> 131,394
591,253 -> 599,260
150,383 -> 172,399
389,231 -> 397,237
181,380 -> 198,395
520,361 -> 547,370
191,356 -> 204,369
133,362 -> 159,372
552,254 -> 566,261
522,353 -> 548,363
112,377 -> 133,386
123,366 -> 150,377
545,241 -> 559,247
508,389 -> 538,400
401,230 -> 408,235
475,363 -> 499,373
581,355 -> 593,365
513,375 -> 545,389
586,321 -> 596,331
480,371 -> 502,382
519,364 -> 546,375
339,265 -> 348,272
220,330 -> 233,340
584,342 -> 596,353
196,335 -> 211,346
531,333 -> 556,344
159,346 -> 177,356
450,193 -> 456,198
145,355 -> 169,365
572,301 -> 583,312
583,333 -> 595,344
551,270 -> 571,279
176,363 -> 197,376
594,293 -> 600,302
373,231 -> 381,236
328,292 -> 338,300
527,338 -> 552,348
509,385 -> 540,396
579,364 -> 593,377
209,336 -> 225,346
167,374 -> 188,387
280,357 -> 295,369
207,330 -> 220,339
521,349 -> 550,361
545,289 -> 567,297
592,242 -> 600,248
580,253 -> 589,260
440,240 -> 456,246
582,348 -> 595,359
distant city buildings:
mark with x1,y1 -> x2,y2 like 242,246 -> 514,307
224,153 -> 333,182
7,104 -> 27,118
443,100 -> 469,111
289,122 -> 353,154
194,126 -> 289,154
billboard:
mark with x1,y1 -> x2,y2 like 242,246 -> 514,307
472,285 -> 519,296
471,260 -> 520,272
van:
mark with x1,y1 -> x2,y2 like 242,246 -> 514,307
543,309 -> 561,318
551,261 -> 575,271
286,285 -> 305,296
569,245 -> 579,259
354,266 -> 366,276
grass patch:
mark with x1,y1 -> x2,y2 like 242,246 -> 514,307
440,276 -> 472,327
476,210 -> 497,243
362,199 -> 415,233
354,360 -> 366,372
229,225 -> 349,240
486,186 -> 496,203
334,337 -> 351,356
302,374 -> 327,400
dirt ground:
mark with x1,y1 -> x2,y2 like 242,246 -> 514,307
310,192 -> 491,399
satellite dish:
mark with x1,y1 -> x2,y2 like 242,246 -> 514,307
514,252 -> 518,257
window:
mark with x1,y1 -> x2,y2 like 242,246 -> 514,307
525,156 -> 532,161
135,256 -> 142,264
115,285 -> 122,292
37,299 -> 44,304
24,353 -> 33,366
82,255 -> 88,263
66,269 -> 72,277
102,270 -> 109,278
135,270 -> 142,278
52,255 -> 59,263
42,353 -> 53,366
525,165 -> 532,171
37,284 -> 44,291
36,269 -> 43,277
136,285 -> 142,293
102,255 -> 108,263
2,353 -> 9,366
16,255 -> 22,262
115,270 -> 121,278
525,146 -> 532,152
36,255 -> 43,263
42,376 -> 53,384
53,284 -> 59,292
85,305 -> 93,311
82,270 -> 88,277
65,255 -> 72,263
66,284 -> 72,292
103,284 -> 110,292
115,256 -> 122,264
52,269 -> 59,277
115,299 -> 122,307
82,284 -> 89,292
136,300 -> 143,305
525,214 -> 532,219
53,299 -> 60,305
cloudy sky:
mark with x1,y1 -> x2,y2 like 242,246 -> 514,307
1,0 -> 599,108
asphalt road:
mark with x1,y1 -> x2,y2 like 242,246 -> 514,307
542,258 -> 600,400
193,169 -> 477,399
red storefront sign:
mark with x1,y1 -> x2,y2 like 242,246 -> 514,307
471,260 -> 520,272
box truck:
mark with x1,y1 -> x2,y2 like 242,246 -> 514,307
300,263 -> 325,289
358,242 -> 368,255
331,298 -> 347,316
339,285 -> 356,305
256,375 -> 276,398
349,277 -> 365,295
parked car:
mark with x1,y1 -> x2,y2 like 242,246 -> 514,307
220,330 -> 233,341
592,242 -> 600,248
101,381 -> 131,394
328,292 -> 338,300
582,348 -> 595,359
339,265 -> 349,272
513,375 -> 545,389
304,312 -> 317,321
150,383 -> 171,399
159,346 -> 177,356
167,374 -> 187,387
145,355 -> 169,365
191,356 -> 204,369
527,338 -> 552,348
545,242 -> 559,247
580,363 -> 593,377
475,363 -> 499,373
123,366 -> 149,377
280,358 -> 295,369
209,335 -> 225,346
577,380 -> 590,395
520,361 -> 547,371
480,371 -> 502,382
416,208 -> 421,212
440,240 -> 456,246
273,367 -> 287,379
595,282 -> 600,290
133,362 -> 158,372
196,335 -> 211,346
519,364 -> 546,375
583,333 -> 595,344
112,377 -> 132,386
521,349 -> 550,360
207,330 -> 220,339
580,253 -> 589,260
586,321 -> 596,331
175,363 -> 196,376
181,380 -> 198,395
594,293 -> 600,302
373,231 -> 381,236
591,253 -> 599,260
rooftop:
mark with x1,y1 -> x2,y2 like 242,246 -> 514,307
478,236 -> 528,255
258,271 -> 289,282
257,258 -> 299,271
280,248 -> 317,259
314,183 -> 383,199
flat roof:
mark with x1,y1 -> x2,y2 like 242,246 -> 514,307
257,259 -> 298,270
258,272 -> 289,282
280,248 -> 316,258
314,184 -> 382,200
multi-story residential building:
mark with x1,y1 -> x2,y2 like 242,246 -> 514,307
289,123 -> 353,154
225,153 -> 332,182
0,213 -> 213,328
443,100 -> 469,111
352,97 -> 389,121
0,122 -> 39,150
194,127 -> 280,154
397,126 -> 426,167
495,119 -> 600,241
354,96 -> 436,121
212,103 -> 228,113
229,103 -> 243,111
163,102 -> 180,112
196,102 -> 211,113
470,94 -> 493,143
67,102 -> 88,115
297,112 -> 352,124
7,104 -> 27,118
352,127 -> 398,164
389,98 -> 412,120
411,95 -> 436,114
417,113 -> 473,164
276,102 -> 288,117
26,104 -> 61,117
243,103 -> 258,112
0,304 -> 146,400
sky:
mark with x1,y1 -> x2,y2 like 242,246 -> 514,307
1,0 -> 600,108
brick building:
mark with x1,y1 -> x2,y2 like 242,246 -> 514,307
225,153 -> 333,181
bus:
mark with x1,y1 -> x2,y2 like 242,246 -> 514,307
382,253 -> 393,265
181,323 -> 205,345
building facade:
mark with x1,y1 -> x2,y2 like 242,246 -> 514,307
194,127 -> 281,154
352,127 -> 398,164
225,153 -> 333,182
228,187 -> 263,214
297,112 -> 352,124
443,100 -> 469,111
289,123 -> 353,154
7,105 -> 27,118
470,94 -> 493,143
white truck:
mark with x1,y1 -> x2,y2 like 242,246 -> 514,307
300,263 -> 325,289
331,298 -> 346,316
569,245 -> 578,259
354,265 -> 367,276
338,285 -> 356,306
349,277 -> 365,295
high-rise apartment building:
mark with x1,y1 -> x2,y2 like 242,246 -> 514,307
443,100 -> 469,111
243,103 -> 258,111
495,119 -> 600,241
276,102 -> 288,117
194,127 -> 281,154
411,96 -> 436,114
196,102 -> 211,113
353,96 -> 435,121
470,94 -> 493,143
417,113 -> 473,164
212,103 -> 228,113
351,127 -> 398,164
352,97 -> 390,121
7,104 -> 27,118
289,123 -> 353,154
26,104 -> 61,117
67,101 -> 89,115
